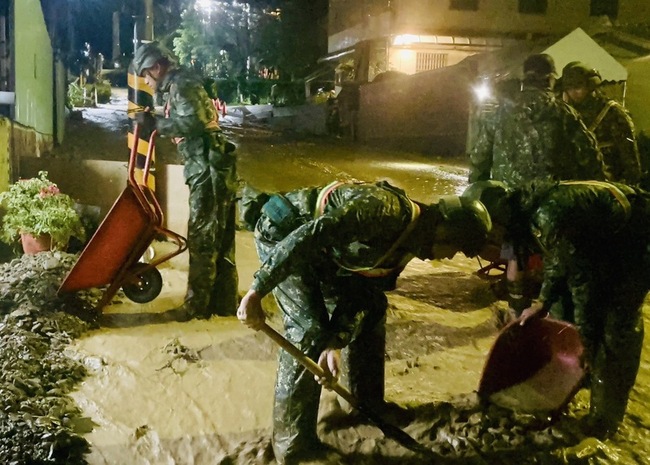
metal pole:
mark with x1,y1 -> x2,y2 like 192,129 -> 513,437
112,11 -> 121,64
128,1 -> 155,190
144,0 -> 154,42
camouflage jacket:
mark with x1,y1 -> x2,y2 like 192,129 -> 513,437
156,68 -> 232,181
511,181 -> 650,314
252,181 -> 426,296
468,85 -> 606,186
156,68 -> 220,140
572,94 -> 641,185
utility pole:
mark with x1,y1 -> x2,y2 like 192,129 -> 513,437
111,11 -> 121,65
133,0 -> 154,50
144,0 -> 154,44
128,0 -> 156,190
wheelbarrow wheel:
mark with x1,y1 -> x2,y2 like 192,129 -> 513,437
122,263 -> 163,303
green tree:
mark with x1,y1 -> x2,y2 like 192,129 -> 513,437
170,0 -> 328,81
271,0 -> 328,80
173,1 -> 264,79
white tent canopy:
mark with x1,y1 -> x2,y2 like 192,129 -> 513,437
467,27 -> 628,84
544,27 -> 628,82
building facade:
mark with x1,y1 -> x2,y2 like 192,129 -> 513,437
0,0 -> 68,191
328,0 -> 650,82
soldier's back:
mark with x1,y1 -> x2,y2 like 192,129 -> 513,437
491,88 -> 602,186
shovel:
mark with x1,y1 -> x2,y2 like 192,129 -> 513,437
259,322 -> 437,459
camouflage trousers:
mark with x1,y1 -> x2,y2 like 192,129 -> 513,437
182,150 -> 238,317
551,268 -> 645,433
255,237 -> 387,465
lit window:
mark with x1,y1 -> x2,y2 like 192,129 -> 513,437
518,0 -> 547,14
416,53 -> 448,72
450,0 -> 479,11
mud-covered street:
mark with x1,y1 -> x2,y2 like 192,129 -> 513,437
15,90 -> 649,464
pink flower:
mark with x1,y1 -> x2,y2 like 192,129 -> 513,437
39,184 -> 60,198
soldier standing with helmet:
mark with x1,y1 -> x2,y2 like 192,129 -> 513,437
132,42 -> 239,320
468,53 -> 607,316
237,181 -> 492,465
560,61 -> 642,185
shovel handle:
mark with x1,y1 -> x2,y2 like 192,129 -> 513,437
259,323 -> 359,408
258,322 -> 438,459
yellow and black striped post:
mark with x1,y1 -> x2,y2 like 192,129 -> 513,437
127,62 -> 156,190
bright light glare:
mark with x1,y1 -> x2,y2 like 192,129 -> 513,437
473,82 -> 492,102
393,34 -> 420,46
195,0 -> 213,12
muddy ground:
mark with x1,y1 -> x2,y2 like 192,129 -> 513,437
5,90 -> 646,464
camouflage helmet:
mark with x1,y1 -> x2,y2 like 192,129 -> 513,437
436,195 -> 492,257
523,53 -> 556,78
461,180 -> 510,226
560,62 -> 602,91
133,41 -> 167,76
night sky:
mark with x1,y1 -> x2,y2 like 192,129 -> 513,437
72,0 -> 134,59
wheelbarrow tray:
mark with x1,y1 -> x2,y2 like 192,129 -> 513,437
59,127 -> 186,312
478,317 -> 586,413
59,183 -> 158,293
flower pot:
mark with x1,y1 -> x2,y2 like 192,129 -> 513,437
20,233 -> 52,254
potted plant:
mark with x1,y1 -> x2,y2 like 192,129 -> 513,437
0,171 -> 86,253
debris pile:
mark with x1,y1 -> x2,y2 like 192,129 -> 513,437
415,394 -> 588,464
0,252 -> 96,464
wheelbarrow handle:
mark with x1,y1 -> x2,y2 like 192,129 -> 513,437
258,322 -> 437,459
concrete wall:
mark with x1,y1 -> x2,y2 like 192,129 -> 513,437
357,63 -> 473,157
618,0 -> 650,24
392,0 -> 590,37
19,158 -> 190,238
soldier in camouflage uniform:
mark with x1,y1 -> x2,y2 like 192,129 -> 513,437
133,42 -> 238,319
468,54 -> 607,316
464,179 -> 649,439
468,54 -> 606,185
237,181 -> 492,464
560,61 -> 642,185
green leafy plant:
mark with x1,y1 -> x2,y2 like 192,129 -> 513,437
0,171 -> 86,249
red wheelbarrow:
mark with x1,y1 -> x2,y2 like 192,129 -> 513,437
58,125 -> 187,312
478,317 -> 586,413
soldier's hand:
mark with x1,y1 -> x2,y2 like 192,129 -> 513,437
135,108 -> 156,127
236,289 -> 266,330
519,301 -> 547,326
315,348 -> 341,389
